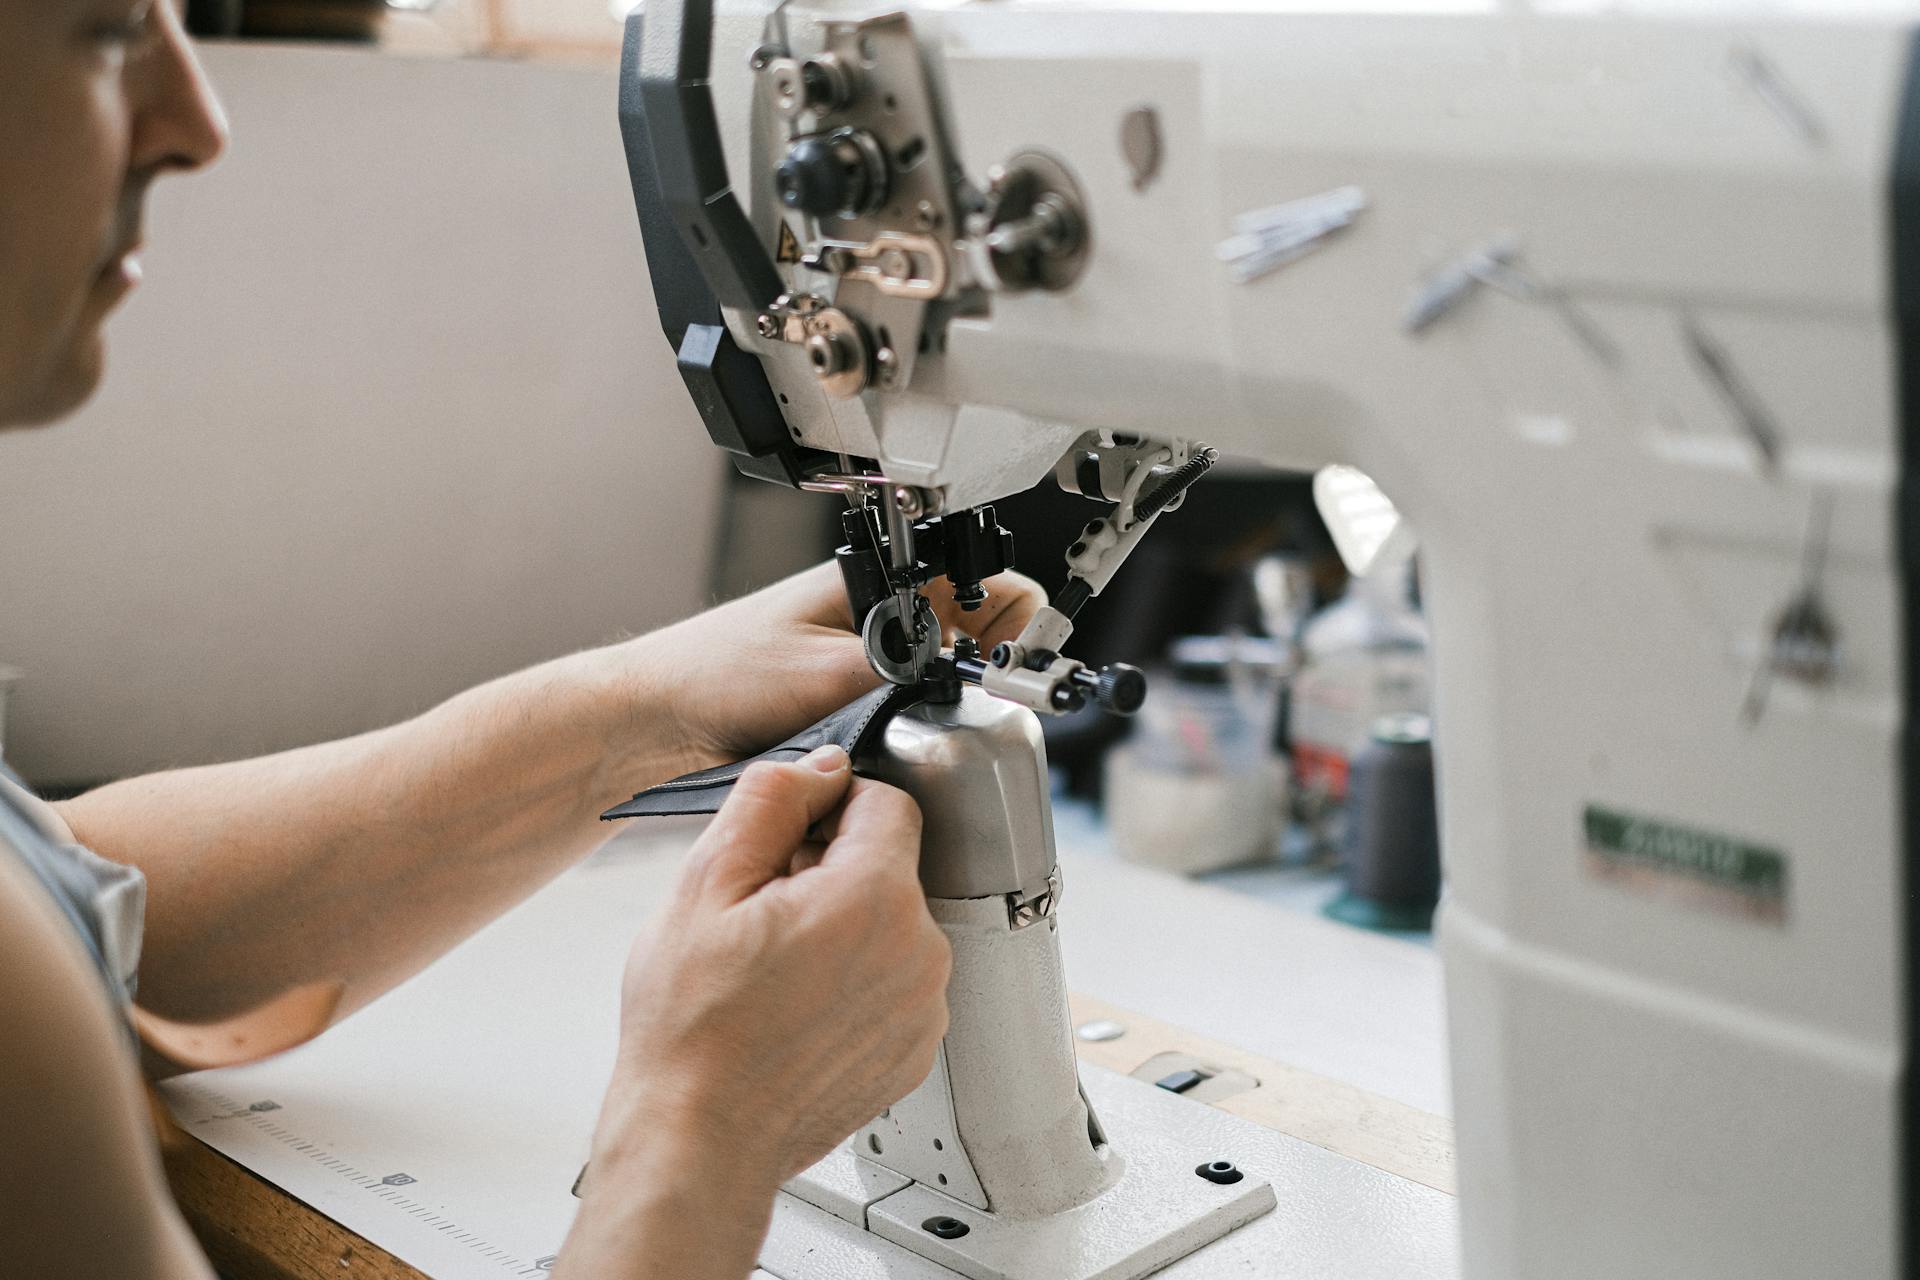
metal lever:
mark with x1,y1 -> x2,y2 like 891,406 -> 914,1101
631,0 -> 782,313
951,639 -> 1148,717
620,4 -> 828,487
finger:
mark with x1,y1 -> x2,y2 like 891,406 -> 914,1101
690,748 -> 853,906
800,780 -> 863,847
787,841 -> 828,877
927,571 -> 1047,651
707,630 -> 876,768
817,778 -> 924,881
797,557 -> 1046,644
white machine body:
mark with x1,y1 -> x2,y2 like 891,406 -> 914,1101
860,691 -> 1116,1219
637,2 -> 1920,1275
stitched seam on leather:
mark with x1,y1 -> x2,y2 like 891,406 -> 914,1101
634,745 -> 814,794
851,686 -> 926,763
643,764 -> 753,793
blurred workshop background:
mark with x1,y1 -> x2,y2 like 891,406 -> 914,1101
0,0 -> 1439,940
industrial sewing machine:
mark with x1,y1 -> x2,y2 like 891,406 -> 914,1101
612,2 -> 1920,1276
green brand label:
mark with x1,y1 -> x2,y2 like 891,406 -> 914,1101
1582,805 -> 1788,923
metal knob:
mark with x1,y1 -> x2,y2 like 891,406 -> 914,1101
774,130 -> 887,219
1095,663 -> 1148,715
1058,662 -> 1149,716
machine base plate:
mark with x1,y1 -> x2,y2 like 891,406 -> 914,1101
780,1065 -> 1276,1280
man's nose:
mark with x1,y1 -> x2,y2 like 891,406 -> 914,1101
132,2 -> 230,176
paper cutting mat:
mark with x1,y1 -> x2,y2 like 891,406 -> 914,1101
159,830 -> 695,1278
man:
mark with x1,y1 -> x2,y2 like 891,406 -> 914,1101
0,3 -> 1043,1276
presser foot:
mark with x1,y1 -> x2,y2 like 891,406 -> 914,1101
774,1066 -> 1277,1280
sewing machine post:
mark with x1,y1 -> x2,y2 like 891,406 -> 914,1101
618,3 -> 1920,1276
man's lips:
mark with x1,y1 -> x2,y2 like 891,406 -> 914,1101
94,241 -> 144,294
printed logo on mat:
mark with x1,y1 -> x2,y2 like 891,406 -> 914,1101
1582,804 -> 1788,925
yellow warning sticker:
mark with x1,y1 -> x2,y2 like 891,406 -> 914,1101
775,221 -> 801,265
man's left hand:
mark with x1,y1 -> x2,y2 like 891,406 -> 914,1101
627,562 -> 1046,778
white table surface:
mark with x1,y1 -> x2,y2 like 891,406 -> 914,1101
1055,842 -> 1450,1116
160,819 -> 1453,1279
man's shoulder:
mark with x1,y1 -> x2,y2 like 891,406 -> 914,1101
0,851 -> 210,1277
0,842 -> 120,1048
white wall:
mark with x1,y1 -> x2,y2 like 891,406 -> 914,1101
0,44 -> 725,784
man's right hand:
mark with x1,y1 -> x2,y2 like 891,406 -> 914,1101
558,745 -> 949,1280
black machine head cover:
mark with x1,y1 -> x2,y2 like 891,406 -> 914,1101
601,683 -> 928,820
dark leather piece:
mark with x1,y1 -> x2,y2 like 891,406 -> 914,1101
601,683 -> 928,820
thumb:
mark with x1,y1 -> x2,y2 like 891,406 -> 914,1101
689,747 -> 852,906
816,778 -> 924,883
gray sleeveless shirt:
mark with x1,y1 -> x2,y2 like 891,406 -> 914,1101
0,766 -> 145,1004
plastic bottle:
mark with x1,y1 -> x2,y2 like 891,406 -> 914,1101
1288,548 -> 1429,802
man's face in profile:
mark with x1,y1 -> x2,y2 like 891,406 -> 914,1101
0,0 -> 225,428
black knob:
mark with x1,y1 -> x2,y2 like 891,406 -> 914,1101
1095,663 -> 1148,715
776,134 -> 875,217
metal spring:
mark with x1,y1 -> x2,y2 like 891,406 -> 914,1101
1133,445 -> 1219,524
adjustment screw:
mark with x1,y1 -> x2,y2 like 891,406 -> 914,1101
875,346 -> 900,388
755,313 -> 779,339
806,332 -> 852,376
922,1215 -> 970,1240
894,486 -> 926,518
771,66 -> 805,113
913,199 -> 941,231
990,642 -> 1015,669
1195,1160 -> 1244,1186
879,248 -> 914,280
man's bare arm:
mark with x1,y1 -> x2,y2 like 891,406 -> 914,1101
0,855 -> 214,1279
0,749 -> 946,1280
55,564 -> 1039,1048
59,641 -> 679,1036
